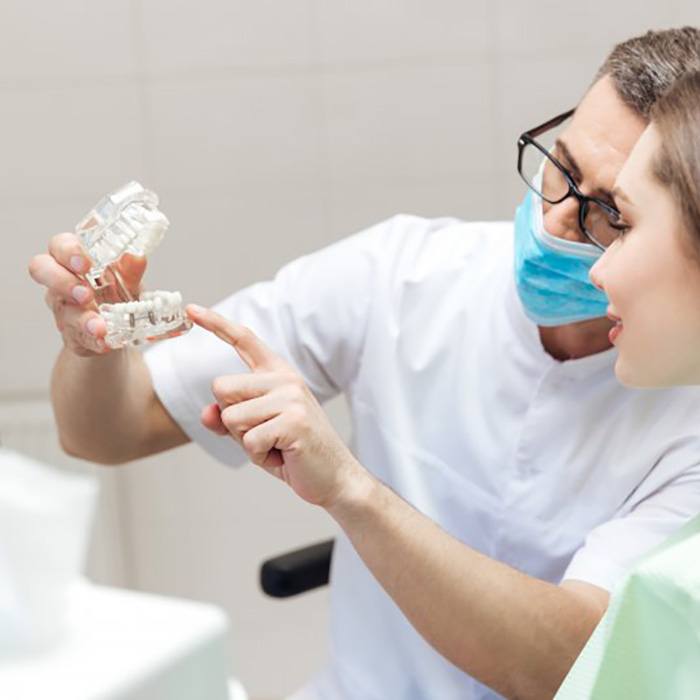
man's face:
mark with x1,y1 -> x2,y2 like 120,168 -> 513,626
541,76 -> 647,244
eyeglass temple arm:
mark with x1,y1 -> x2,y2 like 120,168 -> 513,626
523,108 -> 576,139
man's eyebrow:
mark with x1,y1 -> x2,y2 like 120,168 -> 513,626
555,138 -> 582,180
555,138 -> 615,202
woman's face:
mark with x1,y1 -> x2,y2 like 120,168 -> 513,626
589,124 -> 700,388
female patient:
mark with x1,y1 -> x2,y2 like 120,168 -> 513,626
188,71 -> 700,698
554,71 -> 700,699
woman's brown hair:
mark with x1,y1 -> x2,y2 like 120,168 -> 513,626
650,71 -> 700,255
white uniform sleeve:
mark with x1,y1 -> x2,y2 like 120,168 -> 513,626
143,221 -> 384,467
562,461 -> 700,592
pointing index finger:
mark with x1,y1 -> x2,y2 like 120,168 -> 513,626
187,304 -> 287,372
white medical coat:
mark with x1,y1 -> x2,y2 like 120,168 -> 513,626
144,216 -> 700,700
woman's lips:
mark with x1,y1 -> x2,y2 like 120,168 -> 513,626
607,311 -> 623,344
609,323 -> 623,344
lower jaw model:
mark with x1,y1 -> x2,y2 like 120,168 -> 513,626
99,291 -> 191,349
76,182 -> 192,350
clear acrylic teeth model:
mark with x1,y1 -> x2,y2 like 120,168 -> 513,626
76,181 -> 169,289
99,291 -> 190,349
76,182 -> 192,349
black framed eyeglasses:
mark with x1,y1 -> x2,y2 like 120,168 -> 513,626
517,109 -> 623,250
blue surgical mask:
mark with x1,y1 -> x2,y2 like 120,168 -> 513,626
513,168 -> 608,326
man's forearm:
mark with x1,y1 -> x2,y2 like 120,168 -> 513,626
51,347 -> 183,464
328,474 -> 606,700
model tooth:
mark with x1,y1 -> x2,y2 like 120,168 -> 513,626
105,235 -> 125,255
96,241 -> 110,261
116,220 -> 135,241
121,211 -> 142,231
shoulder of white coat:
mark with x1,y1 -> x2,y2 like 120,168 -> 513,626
358,214 -> 514,281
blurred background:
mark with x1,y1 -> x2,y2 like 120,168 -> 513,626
1,2 -> 698,698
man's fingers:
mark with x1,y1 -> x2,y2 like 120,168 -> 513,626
53,302 -> 106,352
210,372 -> 289,408
112,253 -> 147,291
241,415 -> 285,469
29,253 -> 94,306
47,232 -> 91,275
201,403 -> 229,436
187,305 -> 288,373
61,314 -> 107,355
59,304 -> 107,341
204,399 -> 285,470
219,394 -> 281,438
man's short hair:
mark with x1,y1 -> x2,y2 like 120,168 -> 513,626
595,27 -> 700,119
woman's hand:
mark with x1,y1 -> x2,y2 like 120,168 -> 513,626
187,304 -> 368,509
28,233 -> 146,356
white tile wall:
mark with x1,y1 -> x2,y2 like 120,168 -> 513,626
147,74 -> 324,193
0,85 -> 146,201
313,0 -> 493,65
0,1 -> 137,82
140,0 -> 316,74
493,0 -> 690,58
321,64 -> 495,181
4,2 -> 699,697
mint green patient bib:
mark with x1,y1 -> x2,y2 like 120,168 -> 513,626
555,515 -> 700,699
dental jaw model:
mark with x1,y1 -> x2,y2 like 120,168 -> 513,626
76,181 -> 191,349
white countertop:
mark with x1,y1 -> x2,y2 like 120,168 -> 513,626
0,581 -> 234,700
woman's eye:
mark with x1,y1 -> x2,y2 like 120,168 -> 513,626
610,221 -> 631,235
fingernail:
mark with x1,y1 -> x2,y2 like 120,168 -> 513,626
72,286 -> 90,304
86,317 -> 101,336
70,255 -> 85,273
188,304 -> 205,316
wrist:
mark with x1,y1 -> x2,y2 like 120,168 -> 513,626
326,457 -> 379,522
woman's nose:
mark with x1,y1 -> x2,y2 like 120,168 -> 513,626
543,198 -> 586,243
589,253 -> 606,291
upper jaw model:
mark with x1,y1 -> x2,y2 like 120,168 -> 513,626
76,181 -> 192,349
